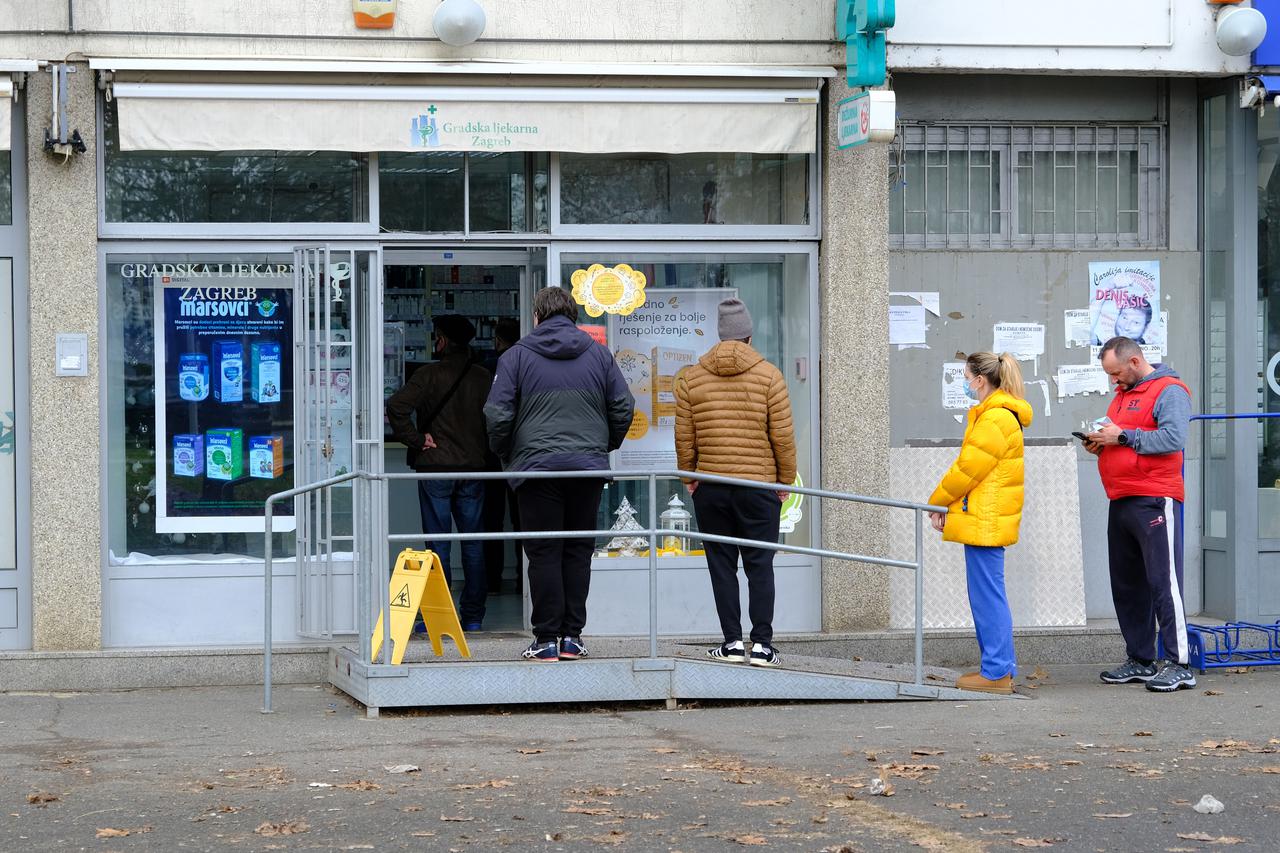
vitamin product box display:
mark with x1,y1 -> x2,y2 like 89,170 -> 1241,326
251,341 -> 282,403
212,340 -> 244,402
205,428 -> 244,481
249,435 -> 285,480
173,434 -> 205,477
178,353 -> 210,402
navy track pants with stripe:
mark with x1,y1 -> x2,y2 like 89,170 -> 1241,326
1107,495 -> 1188,665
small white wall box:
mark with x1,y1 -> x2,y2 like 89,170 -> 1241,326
869,90 -> 896,143
55,333 -> 89,376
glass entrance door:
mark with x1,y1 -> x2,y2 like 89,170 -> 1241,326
294,246 -> 381,639
381,249 -> 538,631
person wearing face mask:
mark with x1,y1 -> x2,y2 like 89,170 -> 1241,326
386,314 -> 494,631
927,352 -> 1033,695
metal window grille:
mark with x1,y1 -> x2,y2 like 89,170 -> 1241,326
889,123 -> 1165,250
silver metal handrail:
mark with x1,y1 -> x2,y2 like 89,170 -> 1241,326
262,468 -> 947,712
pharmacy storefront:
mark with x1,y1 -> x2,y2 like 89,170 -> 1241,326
95,60 -> 828,647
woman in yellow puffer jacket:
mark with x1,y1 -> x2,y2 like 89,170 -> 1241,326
927,352 -> 1033,695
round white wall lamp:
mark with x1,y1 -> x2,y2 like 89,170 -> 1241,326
1216,5 -> 1267,57
433,0 -> 487,46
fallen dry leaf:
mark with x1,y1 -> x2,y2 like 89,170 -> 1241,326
1133,731 -> 1153,737
1093,813 -> 1134,819
1060,760 -> 1083,767
1009,762 -> 1051,771
1204,689 -> 1224,696
936,802 -> 967,810
563,806 -> 613,815
254,821 -> 308,837
1026,666 -> 1050,681
912,747 -> 946,756
518,748 -> 544,755
96,827 -> 152,838
337,780 -> 380,791
742,797 -> 791,807
439,815 -> 473,822
26,792 -> 58,805
410,831 -> 436,837
1012,839 -> 1056,847
1176,832 -> 1248,845
960,812 -> 987,819
650,747 -> 678,754
731,835 -> 768,846
455,779 -> 515,790
590,830 -> 628,845
884,763 -> 939,779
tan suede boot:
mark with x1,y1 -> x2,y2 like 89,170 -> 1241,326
955,672 -> 1014,695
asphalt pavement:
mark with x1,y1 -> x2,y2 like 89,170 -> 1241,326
1,662 -> 1277,851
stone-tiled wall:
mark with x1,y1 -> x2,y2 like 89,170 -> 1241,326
25,64 -> 102,649
820,77 -> 892,630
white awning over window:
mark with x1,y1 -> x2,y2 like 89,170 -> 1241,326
0,80 -> 14,151
111,83 -> 820,155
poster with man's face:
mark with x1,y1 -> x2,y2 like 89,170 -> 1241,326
1088,260 -> 1163,348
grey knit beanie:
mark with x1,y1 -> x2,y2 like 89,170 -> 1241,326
717,298 -> 753,341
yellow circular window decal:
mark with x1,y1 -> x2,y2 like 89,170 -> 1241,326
570,264 -> 648,317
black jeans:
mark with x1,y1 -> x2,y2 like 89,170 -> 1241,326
692,482 -> 781,646
482,478 -> 523,593
516,477 -> 605,643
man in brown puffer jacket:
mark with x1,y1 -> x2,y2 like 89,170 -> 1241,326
674,298 -> 796,668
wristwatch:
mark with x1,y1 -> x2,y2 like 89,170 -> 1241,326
1117,431 -> 1130,447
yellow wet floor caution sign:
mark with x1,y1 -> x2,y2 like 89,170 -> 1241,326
371,549 -> 471,665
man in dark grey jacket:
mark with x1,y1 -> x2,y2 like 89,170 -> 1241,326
484,287 -> 634,662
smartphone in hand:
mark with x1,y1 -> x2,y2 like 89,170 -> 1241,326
1071,431 -> 1088,441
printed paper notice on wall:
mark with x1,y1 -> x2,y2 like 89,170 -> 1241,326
1064,309 -> 1092,347
993,322 -> 1045,360
941,362 -> 976,410
889,291 -> 941,317
889,304 -> 927,345
1055,365 -> 1111,400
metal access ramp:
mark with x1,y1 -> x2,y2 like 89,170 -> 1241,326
265,469 -> 1021,714
327,638 -> 1015,716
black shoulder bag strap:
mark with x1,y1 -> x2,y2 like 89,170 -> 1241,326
408,363 -> 473,468
423,363 -> 473,433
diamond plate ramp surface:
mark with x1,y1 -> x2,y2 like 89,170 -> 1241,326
328,638 -> 1017,710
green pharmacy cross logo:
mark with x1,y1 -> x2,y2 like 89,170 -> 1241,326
411,105 -> 442,148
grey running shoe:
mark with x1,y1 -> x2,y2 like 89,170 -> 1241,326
708,641 -> 747,663
1100,658 -> 1158,684
1145,661 -> 1197,692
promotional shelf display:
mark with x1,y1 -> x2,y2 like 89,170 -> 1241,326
153,274 -> 295,533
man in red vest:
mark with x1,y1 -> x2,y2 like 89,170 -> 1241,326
1084,337 -> 1194,692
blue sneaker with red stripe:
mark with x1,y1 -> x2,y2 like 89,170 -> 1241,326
520,640 -> 559,662
559,637 -> 588,660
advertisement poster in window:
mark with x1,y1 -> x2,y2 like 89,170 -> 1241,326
152,274 -> 295,533
607,287 -> 736,471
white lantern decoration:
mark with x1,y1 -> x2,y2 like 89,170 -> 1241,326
660,494 -> 692,554
433,0 -> 487,46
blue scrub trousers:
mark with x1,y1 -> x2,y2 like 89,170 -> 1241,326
964,544 -> 1017,680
